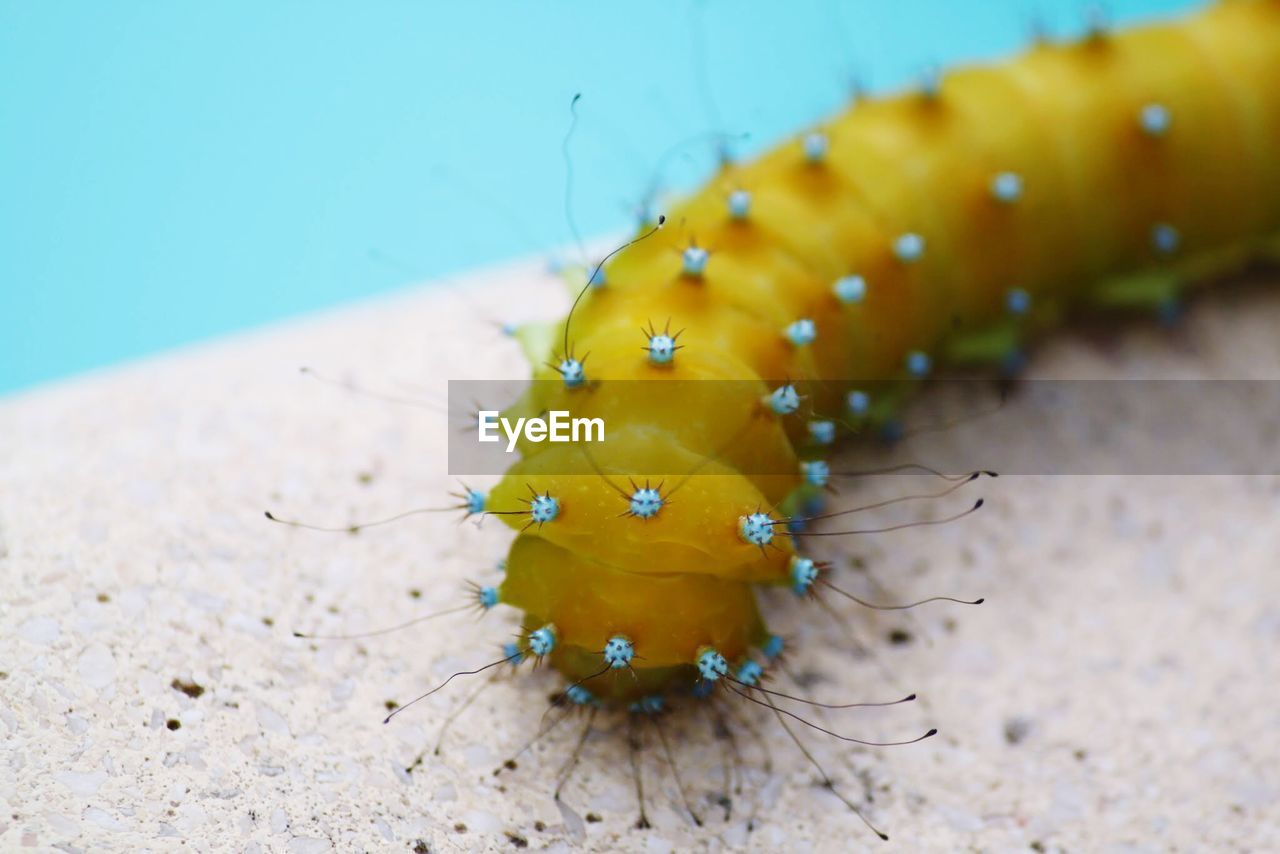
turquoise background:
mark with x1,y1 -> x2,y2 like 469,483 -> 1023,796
0,0 -> 1197,394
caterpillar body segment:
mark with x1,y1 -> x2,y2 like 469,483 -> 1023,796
501,535 -> 767,693
481,1 -> 1280,704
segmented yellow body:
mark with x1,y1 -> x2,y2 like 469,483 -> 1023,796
490,1 -> 1280,699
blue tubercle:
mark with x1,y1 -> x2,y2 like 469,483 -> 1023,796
503,642 -> 525,667
1006,287 -> 1032,316
762,634 -> 785,661
647,333 -> 676,365
682,245 -> 709,277
587,265 -> 606,288
990,171 -> 1023,203
629,486 -> 663,519
603,635 -> 635,669
790,556 -> 820,596
630,695 -> 665,715
466,489 -> 487,515
565,684 -> 597,707
846,389 -> 870,417
803,131 -> 828,163
530,493 -> 560,524
691,679 -> 715,699
478,586 -> 498,610
1139,102 -> 1171,137
799,494 -> 826,518
766,383 -> 801,415
528,624 -> 557,657
739,512 -> 775,546
1151,223 -> 1180,256
558,358 -> 586,388
906,350 -> 932,378
920,64 -> 942,99
728,189 -> 751,220
808,419 -> 836,445
696,648 -> 729,681
801,460 -> 830,488
736,660 -> 764,687
784,318 -> 817,347
894,233 -> 925,263
833,274 -> 866,304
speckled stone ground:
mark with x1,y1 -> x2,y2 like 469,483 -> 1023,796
3,261 -> 1279,853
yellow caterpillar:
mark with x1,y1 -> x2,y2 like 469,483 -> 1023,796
239,0 -> 1280,840
478,1 -> 1280,712
478,0 -> 1280,706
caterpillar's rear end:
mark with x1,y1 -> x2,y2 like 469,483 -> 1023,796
482,1 -> 1280,705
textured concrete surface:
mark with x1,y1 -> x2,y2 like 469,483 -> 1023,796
3,261 -> 1279,853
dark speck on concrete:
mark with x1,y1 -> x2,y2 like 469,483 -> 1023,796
1004,717 -> 1033,745
171,678 -> 205,699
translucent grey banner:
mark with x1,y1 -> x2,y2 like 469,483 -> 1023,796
447,379 -> 1280,476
